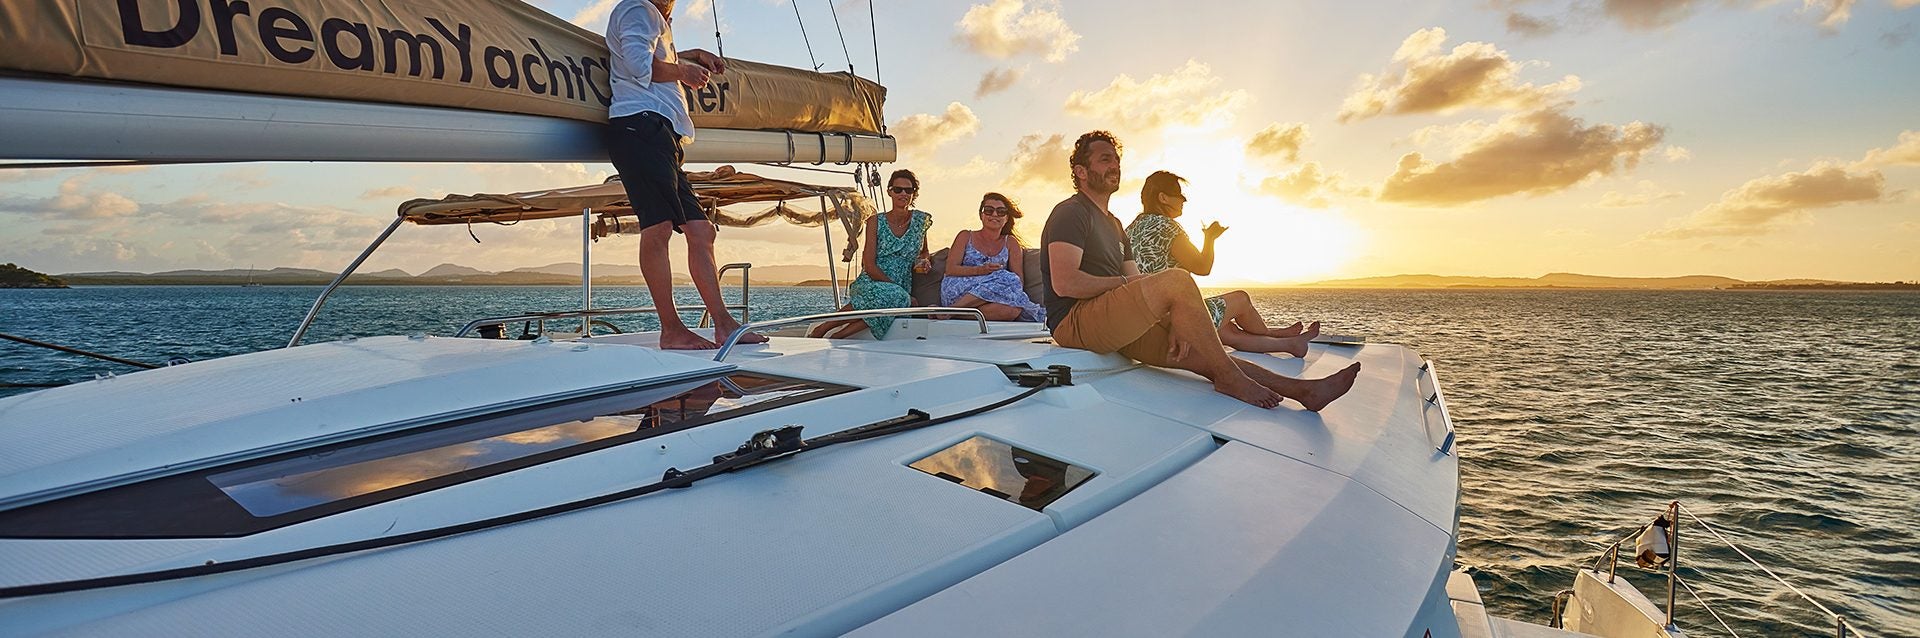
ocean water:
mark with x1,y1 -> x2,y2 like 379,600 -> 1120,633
2,285 -> 1916,636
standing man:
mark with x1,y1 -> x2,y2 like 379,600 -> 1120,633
606,0 -> 765,349
1039,131 -> 1359,411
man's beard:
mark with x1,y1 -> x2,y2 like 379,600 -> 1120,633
1090,169 -> 1121,196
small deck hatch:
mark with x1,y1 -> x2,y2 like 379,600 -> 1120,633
908,436 -> 1095,511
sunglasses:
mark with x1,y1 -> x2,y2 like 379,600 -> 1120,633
979,205 -> 1010,216
889,186 -> 918,194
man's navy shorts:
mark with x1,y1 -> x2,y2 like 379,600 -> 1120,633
607,112 -> 705,233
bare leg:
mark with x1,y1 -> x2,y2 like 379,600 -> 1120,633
950,293 -> 989,308
1216,321 -> 1311,357
826,321 -> 870,339
1137,270 -> 1281,408
977,303 -> 1022,321
683,221 -> 766,346
808,304 -> 855,338
639,223 -> 717,350
1232,358 -> 1361,412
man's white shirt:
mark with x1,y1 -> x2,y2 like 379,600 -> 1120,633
606,0 -> 696,142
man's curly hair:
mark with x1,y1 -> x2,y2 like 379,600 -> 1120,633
1068,130 -> 1122,191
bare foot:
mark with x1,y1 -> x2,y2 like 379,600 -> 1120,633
1215,374 -> 1283,409
659,327 -> 719,350
1295,321 -> 1322,341
1269,321 -> 1305,337
715,321 -> 769,346
1279,334 -> 1310,359
1295,362 -> 1361,412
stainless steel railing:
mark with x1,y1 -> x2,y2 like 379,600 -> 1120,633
1417,360 -> 1458,456
455,263 -> 753,339
713,307 -> 989,362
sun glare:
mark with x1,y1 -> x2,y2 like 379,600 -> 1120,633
1127,130 -> 1364,286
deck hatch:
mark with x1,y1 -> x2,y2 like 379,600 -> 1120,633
908,436 -> 1095,511
0,372 -> 851,538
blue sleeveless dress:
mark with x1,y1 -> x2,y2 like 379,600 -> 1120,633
939,235 -> 1045,323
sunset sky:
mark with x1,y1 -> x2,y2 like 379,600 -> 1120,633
3,0 -> 1917,285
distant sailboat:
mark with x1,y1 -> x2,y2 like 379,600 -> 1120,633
242,265 -> 262,287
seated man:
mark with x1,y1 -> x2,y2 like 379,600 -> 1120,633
1040,131 -> 1359,411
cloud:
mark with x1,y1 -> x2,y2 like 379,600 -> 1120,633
0,176 -> 142,219
1257,162 -> 1371,208
1801,0 -> 1857,31
891,102 -> 982,155
1664,145 -> 1693,162
1858,130 -> 1920,167
1590,182 -> 1685,208
1063,60 -> 1251,131
361,186 -> 424,200
1650,163 -> 1885,238
1378,106 -> 1666,206
1506,12 -> 1561,36
915,156 -> 999,182
956,0 -> 1080,62
1246,123 -> 1310,164
1884,23 -> 1918,47
975,66 -> 1026,97
1338,28 -> 1581,122
1003,133 -> 1070,191
570,0 -> 617,31
1601,0 -> 1710,29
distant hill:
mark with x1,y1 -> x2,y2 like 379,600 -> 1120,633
420,263 -> 490,278
1,263 -> 68,288
1296,272 -> 1849,290
362,268 -> 413,278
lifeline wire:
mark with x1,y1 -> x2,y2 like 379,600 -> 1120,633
1675,575 -> 1742,638
1677,502 -> 1867,637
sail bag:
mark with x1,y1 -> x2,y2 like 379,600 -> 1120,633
0,0 -> 885,135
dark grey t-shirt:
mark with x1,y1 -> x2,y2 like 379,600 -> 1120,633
1040,193 -> 1134,331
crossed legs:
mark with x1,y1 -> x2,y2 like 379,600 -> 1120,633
1132,270 -> 1358,411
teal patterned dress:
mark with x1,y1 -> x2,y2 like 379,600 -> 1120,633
1126,213 -> 1229,324
848,209 -> 931,338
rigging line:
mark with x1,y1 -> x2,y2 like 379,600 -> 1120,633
790,0 -> 821,71
711,0 -> 724,59
1675,575 -> 1742,638
825,0 -> 855,74
1676,503 -> 1850,625
866,0 -> 880,85
752,162 -> 856,176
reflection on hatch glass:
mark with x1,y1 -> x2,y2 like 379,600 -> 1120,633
210,374 -> 830,517
0,372 -> 850,539
909,436 -> 1096,511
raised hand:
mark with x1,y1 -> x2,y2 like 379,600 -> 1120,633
1202,221 -> 1229,240
681,49 -> 726,74
678,61 -> 711,89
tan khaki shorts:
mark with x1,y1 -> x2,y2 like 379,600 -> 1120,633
1052,280 -> 1174,367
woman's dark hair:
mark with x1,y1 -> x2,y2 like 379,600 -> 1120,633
1140,170 -> 1187,215
980,192 -> 1023,237
1068,131 -> 1122,190
888,169 -> 920,204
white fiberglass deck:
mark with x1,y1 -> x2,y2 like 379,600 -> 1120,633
0,324 -> 1463,636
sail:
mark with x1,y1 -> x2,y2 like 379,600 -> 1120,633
0,0 -> 886,135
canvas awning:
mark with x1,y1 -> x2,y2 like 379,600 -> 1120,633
0,0 -> 885,135
398,165 -> 873,260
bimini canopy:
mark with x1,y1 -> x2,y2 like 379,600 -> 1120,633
0,0 -> 893,164
398,166 -> 873,260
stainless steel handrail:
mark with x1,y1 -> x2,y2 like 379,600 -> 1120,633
713,307 -> 989,361
1417,360 -> 1458,455
457,306 -> 661,338
697,263 -> 753,328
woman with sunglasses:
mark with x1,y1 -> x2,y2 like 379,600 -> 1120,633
808,169 -> 934,339
1127,170 -> 1321,357
938,192 -> 1045,322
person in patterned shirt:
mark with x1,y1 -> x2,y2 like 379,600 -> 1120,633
1126,170 -> 1322,357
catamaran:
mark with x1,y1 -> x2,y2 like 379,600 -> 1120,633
0,1 -> 1868,636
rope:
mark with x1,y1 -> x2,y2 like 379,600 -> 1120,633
825,0 -> 855,74
1675,575 -> 1742,638
0,332 -> 159,369
790,1 -> 820,71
